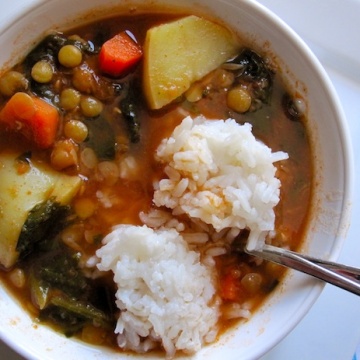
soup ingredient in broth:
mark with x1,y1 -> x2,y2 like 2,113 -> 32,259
143,15 -> 239,109
153,116 -> 288,249
96,224 -> 219,358
0,151 -> 81,268
99,31 -> 143,77
0,92 -> 59,148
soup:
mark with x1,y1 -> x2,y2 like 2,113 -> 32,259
0,11 -> 312,358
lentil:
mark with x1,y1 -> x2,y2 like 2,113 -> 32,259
9,268 -> 26,288
60,88 -> 81,110
80,147 -> 98,169
0,71 -> 28,97
50,139 -> 79,170
64,119 -> 88,143
241,273 -> 263,294
73,197 -> 97,219
227,86 -> 252,113
80,96 -> 103,117
58,44 -> 83,68
31,60 -> 54,84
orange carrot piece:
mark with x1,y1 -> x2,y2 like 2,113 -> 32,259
0,92 -> 59,148
220,273 -> 240,301
99,31 -> 143,77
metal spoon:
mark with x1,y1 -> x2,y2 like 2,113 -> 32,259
245,244 -> 360,295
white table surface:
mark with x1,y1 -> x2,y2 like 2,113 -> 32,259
259,1 -> 360,359
1,1 -> 360,359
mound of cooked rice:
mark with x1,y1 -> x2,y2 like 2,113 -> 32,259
154,115 -> 288,249
96,115 -> 288,358
96,224 -> 219,358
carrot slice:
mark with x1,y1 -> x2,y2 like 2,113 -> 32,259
0,92 -> 59,148
99,31 -> 143,77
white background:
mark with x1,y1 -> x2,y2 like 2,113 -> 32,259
1,1 -> 360,359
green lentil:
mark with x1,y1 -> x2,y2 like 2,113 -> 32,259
80,96 -> 103,117
227,86 -> 252,113
31,60 -> 54,84
58,45 -> 83,68
60,88 -> 81,110
0,71 -> 29,97
64,120 -> 88,143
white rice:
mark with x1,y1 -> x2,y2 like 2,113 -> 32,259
222,303 -> 252,320
96,225 -> 219,358
96,115 -> 288,357
153,115 -> 288,249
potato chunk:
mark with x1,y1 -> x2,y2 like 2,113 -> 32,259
143,15 -> 239,109
0,151 -> 82,268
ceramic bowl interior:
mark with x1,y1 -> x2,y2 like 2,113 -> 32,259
0,0 -> 353,359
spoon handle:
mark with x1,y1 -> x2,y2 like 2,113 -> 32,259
246,244 -> 360,296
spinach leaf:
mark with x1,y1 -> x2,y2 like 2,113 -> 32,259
24,33 -> 67,70
227,48 -> 274,112
16,198 -> 71,260
30,247 -> 115,336
17,191 -> 115,337
119,84 -> 141,143
83,115 -> 116,160
50,295 -> 112,327
33,249 -> 89,298
24,32 -> 96,70
40,295 -> 113,337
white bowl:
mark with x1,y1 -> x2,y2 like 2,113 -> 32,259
0,0 -> 353,359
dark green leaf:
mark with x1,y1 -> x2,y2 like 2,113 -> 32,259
39,294 -> 113,337
120,96 -> 140,143
83,115 -> 116,160
34,249 -> 89,298
24,33 -> 67,70
227,48 -> 274,111
17,198 -> 71,260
